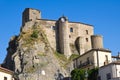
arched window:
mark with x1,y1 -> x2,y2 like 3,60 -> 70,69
70,28 -> 73,32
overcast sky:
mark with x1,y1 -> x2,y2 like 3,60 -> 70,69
0,0 -> 120,63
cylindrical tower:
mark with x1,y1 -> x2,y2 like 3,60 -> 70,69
76,37 -> 85,55
91,35 -> 103,49
58,16 -> 71,58
78,36 -> 85,55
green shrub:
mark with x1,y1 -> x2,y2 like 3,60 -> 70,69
88,68 -> 98,80
71,68 -> 85,80
54,51 -> 67,62
71,68 -> 98,80
69,54 -> 79,61
31,30 -> 38,38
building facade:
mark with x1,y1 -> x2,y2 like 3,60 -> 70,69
73,48 -> 112,70
98,61 -> 120,80
0,67 -> 14,80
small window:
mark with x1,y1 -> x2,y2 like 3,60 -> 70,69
87,57 -> 90,64
70,28 -> 73,32
105,55 -> 108,61
69,35 -> 71,38
33,12 -> 36,14
51,26 -> 55,30
119,71 -> 120,77
86,30 -> 89,34
80,61 -> 82,65
73,62 -> 75,68
86,38 -> 88,42
106,73 -> 111,80
87,57 -> 90,62
98,76 -> 101,80
4,77 -> 7,80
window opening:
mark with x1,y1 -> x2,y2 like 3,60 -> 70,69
70,28 -> 73,32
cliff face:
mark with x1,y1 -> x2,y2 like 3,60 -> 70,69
3,22 -> 74,80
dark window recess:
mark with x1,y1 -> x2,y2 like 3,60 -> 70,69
80,61 -> 82,65
69,35 -> 71,38
70,28 -> 73,32
86,30 -> 89,34
73,62 -> 75,68
86,38 -> 88,42
33,12 -> 36,14
87,57 -> 90,63
4,77 -> 7,80
106,73 -> 111,80
98,76 -> 101,80
51,26 -> 55,30
105,55 -> 108,61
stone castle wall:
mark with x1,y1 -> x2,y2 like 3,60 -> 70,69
22,8 -> 41,26
36,19 -> 57,50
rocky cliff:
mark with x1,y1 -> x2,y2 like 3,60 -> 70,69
2,21 -> 76,80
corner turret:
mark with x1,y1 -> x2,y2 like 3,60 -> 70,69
91,35 -> 103,49
22,8 -> 41,26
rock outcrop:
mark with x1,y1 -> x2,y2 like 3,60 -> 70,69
2,21 -> 74,80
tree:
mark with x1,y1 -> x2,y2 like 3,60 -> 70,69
31,30 -> 38,38
88,68 -> 98,80
71,68 -> 85,80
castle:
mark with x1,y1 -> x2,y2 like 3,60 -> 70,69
22,8 -> 104,58
21,8 -> 112,69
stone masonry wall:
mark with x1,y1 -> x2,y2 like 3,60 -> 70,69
36,19 -> 57,50
36,19 -> 94,56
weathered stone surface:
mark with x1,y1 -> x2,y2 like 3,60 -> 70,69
3,22 -> 73,80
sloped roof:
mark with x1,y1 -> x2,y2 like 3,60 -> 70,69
0,67 -> 13,75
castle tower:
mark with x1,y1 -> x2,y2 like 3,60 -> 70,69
76,37 -> 85,55
91,35 -> 103,49
58,16 -> 71,58
22,8 -> 41,26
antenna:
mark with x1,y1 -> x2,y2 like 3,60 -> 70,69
118,52 -> 120,57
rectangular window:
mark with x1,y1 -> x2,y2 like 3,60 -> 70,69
51,26 -> 55,30
98,76 -> 101,80
86,38 -> 88,42
79,61 -> 82,68
106,73 -> 111,80
80,61 -> 82,65
4,77 -> 7,80
105,55 -> 108,61
87,57 -> 90,63
73,62 -> 75,68
86,30 -> 88,34
119,71 -> 120,77
105,55 -> 108,64
70,28 -> 73,32
69,35 -> 71,38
